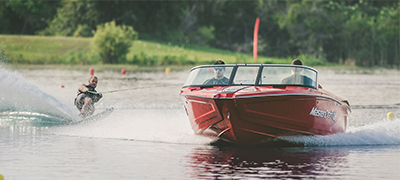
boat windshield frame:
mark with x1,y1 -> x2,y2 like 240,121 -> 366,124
182,64 -> 319,89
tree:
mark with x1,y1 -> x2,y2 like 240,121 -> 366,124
92,21 -> 138,64
91,1 -> 186,41
208,0 -> 259,53
39,0 -> 99,36
336,0 -> 399,66
2,0 -> 59,35
1,0 -> 398,67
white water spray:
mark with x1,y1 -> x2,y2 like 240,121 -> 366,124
0,67 -> 79,123
280,119 -> 400,146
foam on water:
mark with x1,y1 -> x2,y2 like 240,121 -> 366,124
51,105 -> 400,146
280,118 -> 400,146
51,108 -> 217,145
0,67 -> 79,123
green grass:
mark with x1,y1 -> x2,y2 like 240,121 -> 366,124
0,34 -> 295,66
0,35 -> 93,64
127,40 -> 289,64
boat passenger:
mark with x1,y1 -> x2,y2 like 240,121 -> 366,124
203,60 -> 229,85
74,76 -> 103,117
281,59 -> 314,86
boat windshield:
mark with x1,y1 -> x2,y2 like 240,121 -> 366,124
183,64 -> 318,89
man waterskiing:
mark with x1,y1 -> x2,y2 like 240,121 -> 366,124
74,76 -> 103,117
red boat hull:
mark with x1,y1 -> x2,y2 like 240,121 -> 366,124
181,86 -> 350,145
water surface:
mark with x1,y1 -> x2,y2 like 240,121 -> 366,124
0,66 -> 399,179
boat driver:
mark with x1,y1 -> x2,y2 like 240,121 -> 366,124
203,60 -> 229,85
74,75 -> 103,117
281,59 -> 313,86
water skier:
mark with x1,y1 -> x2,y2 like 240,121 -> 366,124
74,76 -> 103,117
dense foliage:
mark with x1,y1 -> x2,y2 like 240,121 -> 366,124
92,21 -> 138,64
0,0 -> 398,67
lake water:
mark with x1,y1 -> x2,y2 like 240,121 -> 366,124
0,65 -> 399,179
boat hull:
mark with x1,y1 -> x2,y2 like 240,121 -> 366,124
181,86 -> 350,145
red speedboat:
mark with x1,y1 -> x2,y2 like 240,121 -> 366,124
180,64 -> 351,145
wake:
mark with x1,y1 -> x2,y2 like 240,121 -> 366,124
280,118 -> 400,146
0,67 -> 79,124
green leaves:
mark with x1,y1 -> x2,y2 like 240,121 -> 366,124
1,0 -> 399,67
92,21 -> 138,64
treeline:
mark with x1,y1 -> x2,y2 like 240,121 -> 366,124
0,0 -> 398,67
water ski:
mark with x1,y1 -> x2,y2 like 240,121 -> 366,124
73,107 -> 114,124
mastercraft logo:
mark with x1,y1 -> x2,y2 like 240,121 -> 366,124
309,107 -> 336,121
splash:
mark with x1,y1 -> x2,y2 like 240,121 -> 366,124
279,119 -> 400,146
51,108 -> 216,145
0,67 -> 79,124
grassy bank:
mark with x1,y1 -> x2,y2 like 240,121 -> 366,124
0,34 -> 328,66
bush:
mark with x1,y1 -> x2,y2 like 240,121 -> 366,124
186,26 -> 215,46
62,50 -> 100,65
0,42 -> 10,63
92,21 -> 138,64
73,24 -> 93,37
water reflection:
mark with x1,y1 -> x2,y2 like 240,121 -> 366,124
187,145 -> 348,179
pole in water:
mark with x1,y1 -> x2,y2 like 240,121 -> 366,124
121,69 -> 126,75
387,112 -> 395,121
90,68 -> 94,76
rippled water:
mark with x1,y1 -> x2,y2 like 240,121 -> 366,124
0,65 -> 399,179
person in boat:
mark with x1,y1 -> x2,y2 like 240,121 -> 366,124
281,59 -> 314,86
203,60 -> 229,85
74,76 -> 103,117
